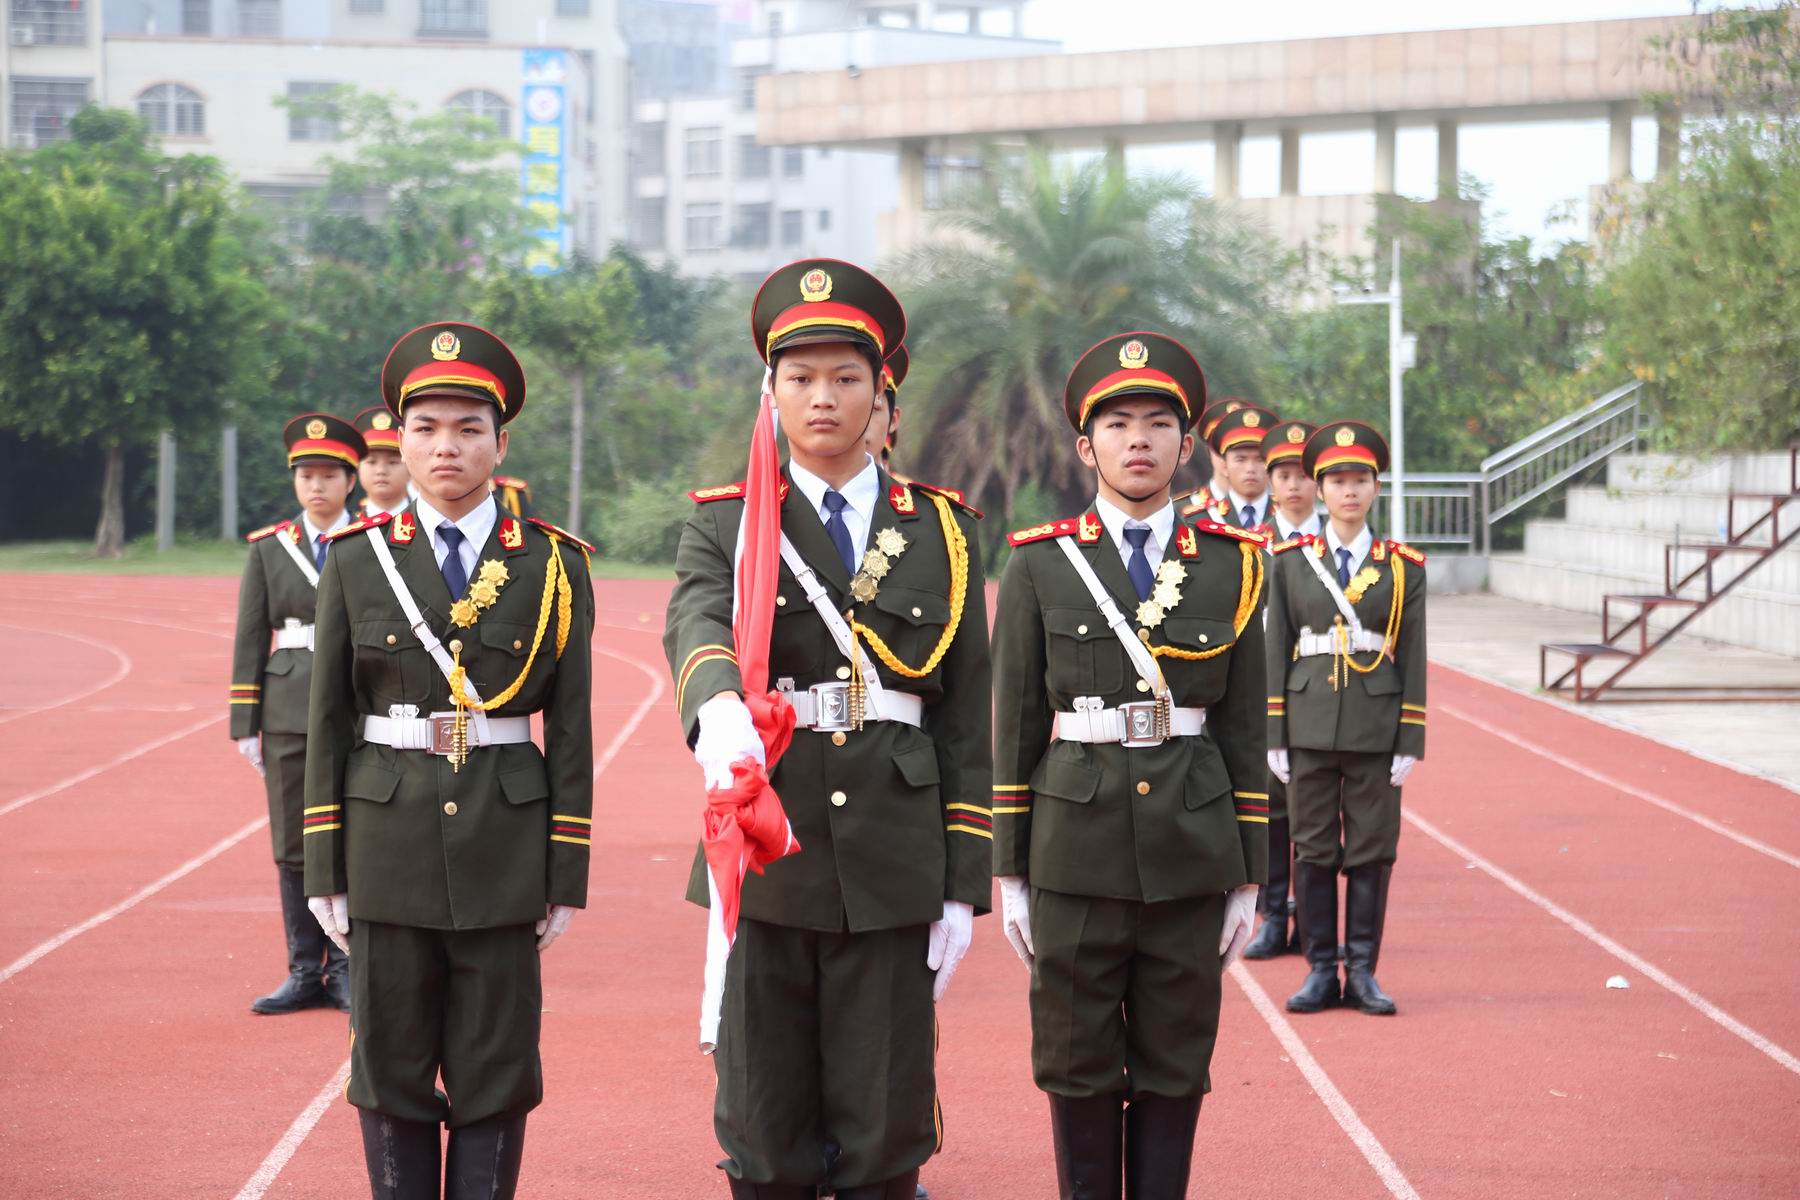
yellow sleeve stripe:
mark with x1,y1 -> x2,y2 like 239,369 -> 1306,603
230,698 -> 262,705
945,802 -> 992,816
1236,815 -> 1270,824
946,823 -> 994,840
303,823 -> 343,835
550,834 -> 593,847
551,814 -> 592,825
993,783 -> 1031,792
1233,791 -> 1270,801
1266,696 -> 1283,703
1400,717 -> 1427,727
992,806 -> 1032,815
676,647 -> 740,713
302,805 -> 343,816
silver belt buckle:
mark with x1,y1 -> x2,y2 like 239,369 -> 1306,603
429,714 -> 458,756
807,682 -> 853,732
1118,699 -> 1170,748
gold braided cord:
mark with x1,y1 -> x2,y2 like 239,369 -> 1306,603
851,492 -> 969,678
553,542 -> 572,660
1332,554 -> 1405,688
450,534 -> 565,713
1151,542 -> 1264,661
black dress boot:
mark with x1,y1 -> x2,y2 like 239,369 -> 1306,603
1286,861 -> 1341,1014
445,1113 -> 527,1200
322,939 -> 352,1012
251,866 -> 328,1015
1048,1092 -> 1124,1200
359,1110 -> 441,1200
1243,816 -> 1295,959
834,1170 -> 921,1199
726,1180 -> 817,1199
1123,1093 -> 1203,1200
1343,864 -> 1398,1015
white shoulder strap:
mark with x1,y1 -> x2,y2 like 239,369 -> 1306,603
777,533 -> 890,708
1053,537 -> 1169,700
1301,540 -> 1366,634
276,526 -> 320,588
365,528 -> 491,742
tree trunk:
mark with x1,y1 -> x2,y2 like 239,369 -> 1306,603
566,371 -> 585,533
95,444 -> 127,559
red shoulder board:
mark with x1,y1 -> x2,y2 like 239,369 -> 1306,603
688,483 -> 745,503
1269,534 -> 1313,555
1194,520 -> 1267,547
527,517 -> 597,554
1389,539 -> 1426,564
492,475 -> 529,490
245,520 -> 292,544
322,512 -> 392,543
1007,518 -> 1080,547
910,481 -> 984,519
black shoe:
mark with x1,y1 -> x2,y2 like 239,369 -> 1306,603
916,1187 -> 929,1199
251,971 -> 328,1015
726,1180 -> 817,1199
1242,913 -> 1290,959
1343,864 -> 1398,1015
252,868 -> 329,1014
834,1171 -> 920,1200
360,1110 -> 441,1200
323,968 -> 352,1012
1048,1092 -> 1124,1200
1286,861 -> 1341,1014
1246,816 -> 1295,959
445,1113 -> 526,1200
1124,1093 -> 1202,1200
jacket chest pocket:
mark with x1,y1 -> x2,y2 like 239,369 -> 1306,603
352,620 -> 430,704
1156,616 -> 1236,704
473,619 -> 546,705
1043,608 -> 1124,697
863,585 -> 951,677
769,580 -> 827,678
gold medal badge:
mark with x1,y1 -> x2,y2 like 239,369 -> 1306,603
1135,559 -> 1188,629
1343,565 -> 1381,604
850,527 -> 909,603
450,559 -> 510,627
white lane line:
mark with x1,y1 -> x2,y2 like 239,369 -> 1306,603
231,638 -> 667,1198
0,815 -> 267,985
1439,701 -> 1800,872
0,713 -> 223,818
1230,963 -> 1423,1200
1406,810 -> 1800,1078
230,1057 -> 354,1200
0,625 -> 132,726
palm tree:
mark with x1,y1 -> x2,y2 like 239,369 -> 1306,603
890,150 -> 1290,526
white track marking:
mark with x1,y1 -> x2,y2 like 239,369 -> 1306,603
0,816 -> 267,984
1438,701 -> 1800,872
1230,963 -> 1424,1200
1406,810 -> 1800,1078
0,625 -> 132,726
0,713 -> 223,818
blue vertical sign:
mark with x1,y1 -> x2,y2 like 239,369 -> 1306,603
521,49 -> 569,274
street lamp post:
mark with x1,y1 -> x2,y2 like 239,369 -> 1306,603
1333,239 -> 1410,542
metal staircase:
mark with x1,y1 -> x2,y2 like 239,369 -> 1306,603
1539,445 -> 1800,702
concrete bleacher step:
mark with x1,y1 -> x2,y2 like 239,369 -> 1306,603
1520,521 -> 1800,594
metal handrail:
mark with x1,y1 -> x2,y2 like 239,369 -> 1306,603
1480,380 -> 1642,473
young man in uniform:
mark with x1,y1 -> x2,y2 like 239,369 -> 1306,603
1174,396 -> 1258,516
1241,420 -> 1319,961
304,323 -> 596,1199
1197,406 -> 1279,533
1263,420 -> 1425,1016
991,332 -> 1268,1200
863,343 -> 907,471
353,404 -> 413,519
665,259 -> 992,1200
231,412 -> 365,1015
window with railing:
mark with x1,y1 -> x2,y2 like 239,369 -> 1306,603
635,122 -> 665,176
419,0 -> 486,37
10,0 -> 87,45
9,77 -> 88,147
735,203 -> 771,249
780,208 -> 803,248
685,126 -> 721,177
287,81 -> 340,142
781,146 -> 804,179
237,0 -> 279,36
738,134 -> 769,180
634,197 -> 665,250
447,89 -> 510,139
181,0 -> 210,33
137,84 -> 207,137
685,202 -> 722,251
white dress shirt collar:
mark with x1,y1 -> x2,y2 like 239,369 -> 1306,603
1325,521 -> 1375,570
413,493 -> 498,574
300,509 -> 350,547
1275,509 -> 1321,540
788,454 -> 881,559
1223,486 -> 1269,528
1093,493 -> 1176,570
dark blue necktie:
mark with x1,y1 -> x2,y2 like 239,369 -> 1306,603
822,490 -> 857,577
313,534 -> 328,572
1124,526 -> 1155,601
1337,547 -> 1353,587
438,523 -> 468,598
1242,504 -> 1256,529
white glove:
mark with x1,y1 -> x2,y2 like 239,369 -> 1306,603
1390,754 -> 1418,788
927,900 -> 975,1002
694,693 -> 763,790
236,735 -> 264,776
1219,883 -> 1260,967
997,875 -> 1034,966
308,893 -> 350,955
1267,748 -> 1289,785
536,904 -> 577,952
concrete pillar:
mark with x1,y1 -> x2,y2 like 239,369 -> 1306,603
1607,100 -> 1634,183
1373,113 -> 1397,194
1011,2 -> 1024,37
915,0 -> 936,31
1278,127 -> 1300,196
1213,121 -> 1242,200
156,431 -> 176,552
220,424 -> 238,541
897,137 -> 927,245
1103,136 -> 1125,179
1435,117 -> 1459,199
1656,104 -> 1681,178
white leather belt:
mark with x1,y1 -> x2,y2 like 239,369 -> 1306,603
360,712 -> 533,755
1053,696 -> 1207,747
273,619 -> 315,651
1296,626 -> 1384,656
777,678 -> 923,731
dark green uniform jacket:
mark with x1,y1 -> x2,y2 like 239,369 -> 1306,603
991,510 -> 1269,901
664,467 -> 993,933
1264,534 -> 1427,757
303,503 -> 595,930
230,517 -> 324,739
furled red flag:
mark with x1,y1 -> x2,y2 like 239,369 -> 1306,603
699,375 -> 800,1050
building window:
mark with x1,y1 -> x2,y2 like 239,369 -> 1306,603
818,208 -> 831,231
181,0 -> 211,34
634,197 -> 665,251
635,122 -> 665,176
287,82 -> 340,142
419,0 -> 486,37
685,202 -> 722,251
782,146 -> 804,179
447,89 -> 511,139
738,134 -> 769,180
780,208 -> 803,248
10,0 -> 87,45
556,0 -> 590,15
684,126 -> 721,177
767,9 -> 783,36
137,83 -> 207,137
737,68 -> 764,112
735,203 -> 771,249
348,0 -> 383,12
9,77 -> 89,148
236,0 -> 279,36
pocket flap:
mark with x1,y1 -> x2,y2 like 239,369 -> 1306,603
353,620 -> 411,654
1030,755 -> 1102,805
1361,666 -> 1404,696
263,653 -> 296,677
892,742 -> 941,788
1159,617 -> 1234,652
343,761 -> 400,804
480,620 -> 533,658
499,759 -> 551,805
872,586 -> 949,627
1044,608 -> 1111,642
1285,664 -> 1312,692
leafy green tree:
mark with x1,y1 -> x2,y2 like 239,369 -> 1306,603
0,108 -> 271,556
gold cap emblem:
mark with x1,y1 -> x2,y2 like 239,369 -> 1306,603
1336,426 -> 1357,447
371,412 -> 393,431
1226,401 -> 1245,414
430,330 -> 462,361
1287,425 -> 1306,443
799,268 -> 833,303
305,418 -> 328,439
1243,410 -> 1261,428
1118,339 -> 1150,370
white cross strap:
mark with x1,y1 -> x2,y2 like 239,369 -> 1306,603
276,525 -> 320,588
1053,536 -> 1170,701
365,528 -> 492,746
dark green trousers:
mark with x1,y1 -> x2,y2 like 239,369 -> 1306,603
261,732 -> 307,868
347,920 -> 542,1128
1028,889 -> 1225,1100
714,918 -> 938,1188
1288,748 -> 1400,870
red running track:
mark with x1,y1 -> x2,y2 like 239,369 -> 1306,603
1,573 -> 1796,1198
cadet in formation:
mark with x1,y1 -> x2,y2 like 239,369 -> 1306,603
304,323 -> 596,1199
1198,405 -> 1278,533
230,412 -> 366,1015
1264,420 -> 1426,1016
1174,396 -> 1255,516
353,404 -> 413,519
991,332 -> 1268,1200
665,259 -> 992,1199
492,473 -> 536,519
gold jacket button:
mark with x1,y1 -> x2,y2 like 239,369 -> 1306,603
513,639 -> 524,650
1136,679 -> 1150,693
831,732 -> 847,747
1077,624 -> 1089,635
830,790 -> 848,807
448,639 -> 463,654
836,665 -> 852,680
1199,633 -> 1209,644
912,606 -> 923,618
386,634 -> 398,646
444,801 -> 459,816
1136,781 -> 1150,796
776,595 -> 787,607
